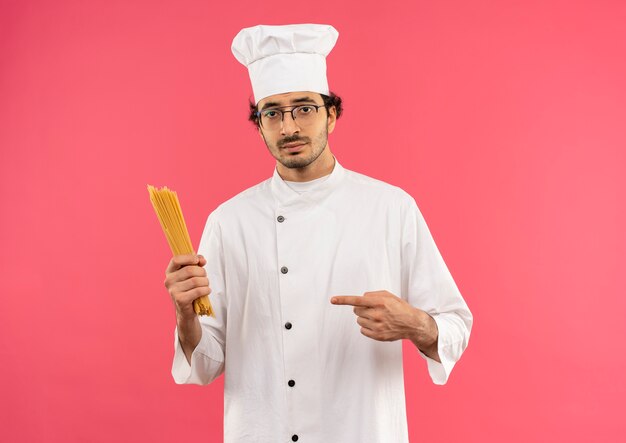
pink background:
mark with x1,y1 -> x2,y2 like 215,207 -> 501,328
1,0 -> 625,441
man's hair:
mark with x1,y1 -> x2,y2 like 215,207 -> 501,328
248,92 -> 343,128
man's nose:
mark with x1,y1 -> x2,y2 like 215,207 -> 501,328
280,111 -> 300,135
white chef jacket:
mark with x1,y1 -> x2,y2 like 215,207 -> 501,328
172,158 -> 472,443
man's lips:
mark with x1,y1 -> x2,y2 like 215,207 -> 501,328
281,142 -> 306,152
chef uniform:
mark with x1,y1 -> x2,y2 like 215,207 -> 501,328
171,24 -> 472,443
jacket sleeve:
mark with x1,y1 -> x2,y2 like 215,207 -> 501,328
171,210 -> 228,385
401,196 -> 473,385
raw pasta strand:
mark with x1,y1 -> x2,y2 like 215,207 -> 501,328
148,185 -> 212,315
147,185 -> 214,316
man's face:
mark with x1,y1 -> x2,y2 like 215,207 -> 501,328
257,91 -> 336,169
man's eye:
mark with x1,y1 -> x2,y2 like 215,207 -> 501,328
298,106 -> 313,114
264,110 -> 279,119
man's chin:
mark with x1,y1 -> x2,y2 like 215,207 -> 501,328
279,158 -> 313,169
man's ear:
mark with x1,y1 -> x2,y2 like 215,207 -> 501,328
327,106 -> 337,134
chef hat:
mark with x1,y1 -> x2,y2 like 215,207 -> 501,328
231,24 -> 339,104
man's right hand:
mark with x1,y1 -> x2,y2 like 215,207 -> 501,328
164,254 -> 211,362
164,254 -> 211,320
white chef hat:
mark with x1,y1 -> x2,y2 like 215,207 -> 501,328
231,24 -> 339,104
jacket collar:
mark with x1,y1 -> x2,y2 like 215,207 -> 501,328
270,156 -> 346,209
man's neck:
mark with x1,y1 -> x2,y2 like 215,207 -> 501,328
276,148 -> 335,182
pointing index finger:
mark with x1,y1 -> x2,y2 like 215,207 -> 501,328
331,295 -> 377,307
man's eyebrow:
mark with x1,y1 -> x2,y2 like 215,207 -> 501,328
260,101 -> 280,110
291,96 -> 316,104
260,96 -> 317,110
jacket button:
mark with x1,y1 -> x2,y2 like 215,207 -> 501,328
277,215 -> 285,222
288,379 -> 295,387
281,266 -> 288,274
285,322 -> 292,330
292,435 -> 298,442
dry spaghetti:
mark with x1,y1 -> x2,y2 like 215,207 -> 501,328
147,185 -> 214,317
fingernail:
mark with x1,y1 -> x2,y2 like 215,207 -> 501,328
331,297 -> 337,304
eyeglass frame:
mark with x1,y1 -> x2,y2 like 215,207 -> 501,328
255,103 -> 327,129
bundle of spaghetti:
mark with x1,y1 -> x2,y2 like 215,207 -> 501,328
147,185 -> 214,317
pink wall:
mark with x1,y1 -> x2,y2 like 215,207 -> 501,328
1,0 -> 625,441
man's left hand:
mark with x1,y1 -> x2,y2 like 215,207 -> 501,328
331,290 -> 440,362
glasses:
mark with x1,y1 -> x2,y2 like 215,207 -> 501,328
256,104 -> 326,130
